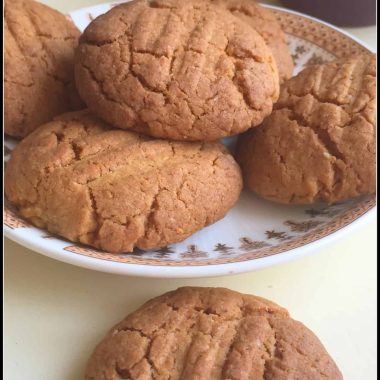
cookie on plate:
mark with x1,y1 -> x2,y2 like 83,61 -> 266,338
4,0 -> 83,138
5,110 -> 242,253
75,0 -> 279,141
236,55 -> 376,204
212,0 -> 294,82
85,287 -> 343,380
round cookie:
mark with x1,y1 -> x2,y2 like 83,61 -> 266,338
5,110 -> 242,253
236,55 -> 376,204
85,287 -> 343,380
75,0 -> 279,141
5,0 -> 83,138
212,0 -> 294,83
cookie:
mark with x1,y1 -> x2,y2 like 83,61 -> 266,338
212,0 -> 294,83
85,287 -> 342,380
5,110 -> 242,253
4,0 -> 83,138
236,55 -> 376,204
75,0 -> 279,141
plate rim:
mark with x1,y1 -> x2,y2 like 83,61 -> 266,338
4,206 -> 376,278
264,3 -> 375,53
4,2 -> 377,278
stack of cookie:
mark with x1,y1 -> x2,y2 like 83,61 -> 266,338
4,0 -> 376,254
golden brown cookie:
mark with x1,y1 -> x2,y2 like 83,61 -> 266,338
5,110 -> 242,253
75,0 -> 279,141
212,0 -> 294,83
4,0 -> 83,138
236,55 -> 376,204
85,287 -> 343,380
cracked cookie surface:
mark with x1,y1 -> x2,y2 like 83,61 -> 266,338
5,110 -> 242,253
212,0 -> 293,83
5,0 -> 83,138
236,55 -> 376,204
75,0 -> 279,141
85,287 -> 342,380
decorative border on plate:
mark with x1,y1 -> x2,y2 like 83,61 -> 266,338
274,10 -> 372,57
4,207 -> 31,230
58,195 -> 374,266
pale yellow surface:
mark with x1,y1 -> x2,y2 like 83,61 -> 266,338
4,1 -> 377,379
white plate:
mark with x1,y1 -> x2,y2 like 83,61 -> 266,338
4,2 -> 376,278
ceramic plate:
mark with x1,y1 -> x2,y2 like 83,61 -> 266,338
4,2 -> 376,278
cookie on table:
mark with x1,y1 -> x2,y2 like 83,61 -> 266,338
4,0 -> 83,138
85,287 -> 343,380
5,110 -> 242,253
236,55 -> 376,204
212,0 -> 294,83
75,0 -> 279,141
